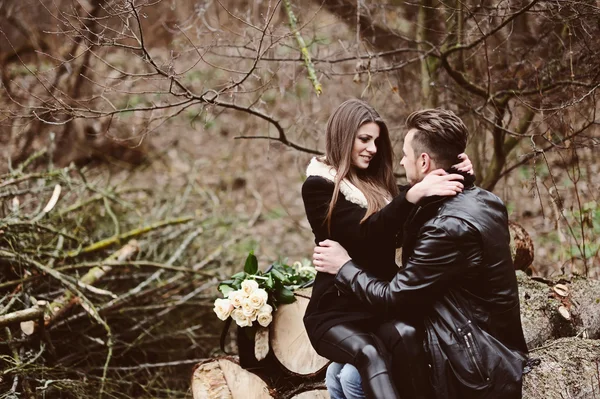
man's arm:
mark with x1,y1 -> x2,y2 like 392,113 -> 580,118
314,217 -> 482,316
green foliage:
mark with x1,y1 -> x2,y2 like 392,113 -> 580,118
539,201 -> 600,269
564,201 -> 600,261
244,251 -> 259,274
218,252 -> 316,308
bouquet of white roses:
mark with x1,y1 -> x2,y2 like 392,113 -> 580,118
213,252 -> 315,328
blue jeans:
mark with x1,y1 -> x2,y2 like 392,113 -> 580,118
326,362 -> 365,399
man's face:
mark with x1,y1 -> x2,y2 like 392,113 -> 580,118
400,129 -> 423,186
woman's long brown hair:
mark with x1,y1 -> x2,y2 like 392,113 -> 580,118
324,99 -> 399,233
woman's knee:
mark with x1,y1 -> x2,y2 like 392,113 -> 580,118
394,321 -> 418,341
355,343 -> 387,369
377,320 -> 421,353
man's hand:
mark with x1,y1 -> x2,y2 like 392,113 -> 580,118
312,239 -> 351,275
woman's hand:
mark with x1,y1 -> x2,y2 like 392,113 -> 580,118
406,170 -> 465,204
453,153 -> 474,174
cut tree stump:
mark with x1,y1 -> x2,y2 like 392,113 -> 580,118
191,357 -> 273,399
191,358 -> 330,399
523,337 -> 600,399
270,288 -> 329,376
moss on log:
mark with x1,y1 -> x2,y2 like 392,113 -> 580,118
523,337 -> 600,399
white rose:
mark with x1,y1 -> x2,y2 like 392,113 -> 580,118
231,308 -> 243,321
249,288 -> 268,309
257,312 -> 273,327
242,298 -> 256,317
241,279 -> 259,296
228,290 -> 244,308
213,298 -> 233,321
257,304 -> 273,327
231,308 -> 252,327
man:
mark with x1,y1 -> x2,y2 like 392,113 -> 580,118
313,109 -> 528,399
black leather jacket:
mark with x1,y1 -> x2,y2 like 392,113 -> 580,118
335,181 -> 528,398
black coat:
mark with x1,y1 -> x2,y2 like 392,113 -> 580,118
301,175 -> 414,345
335,178 -> 528,398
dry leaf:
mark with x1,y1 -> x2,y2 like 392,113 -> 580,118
43,184 -> 62,213
21,321 -> 35,335
254,326 -> 269,361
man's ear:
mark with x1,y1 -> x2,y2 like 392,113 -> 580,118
419,153 -> 432,173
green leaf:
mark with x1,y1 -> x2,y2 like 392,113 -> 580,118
270,268 -> 285,282
232,272 -> 246,279
244,252 -> 258,274
277,287 -> 295,304
266,274 -> 274,289
218,285 -> 234,297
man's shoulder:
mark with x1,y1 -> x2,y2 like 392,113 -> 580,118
438,186 -> 506,216
427,186 -> 508,236
423,214 -> 479,239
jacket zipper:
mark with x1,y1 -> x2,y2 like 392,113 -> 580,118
464,332 -> 486,381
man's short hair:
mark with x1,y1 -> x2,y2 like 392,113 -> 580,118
406,109 -> 469,169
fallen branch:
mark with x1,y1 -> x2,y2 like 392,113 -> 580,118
66,216 -> 193,256
0,306 -> 44,329
46,240 -> 141,325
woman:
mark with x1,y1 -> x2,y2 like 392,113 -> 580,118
302,99 -> 471,399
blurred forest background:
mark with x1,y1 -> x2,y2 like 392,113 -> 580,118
0,0 -> 598,397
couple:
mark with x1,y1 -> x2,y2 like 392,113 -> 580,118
301,100 -> 528,399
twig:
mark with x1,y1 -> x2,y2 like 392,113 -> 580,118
283,0 -> 322,95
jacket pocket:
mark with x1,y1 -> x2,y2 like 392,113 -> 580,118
459,323 -> 489,384
447,321 -> 495,389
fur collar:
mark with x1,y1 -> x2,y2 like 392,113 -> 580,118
306,157 -> 368,208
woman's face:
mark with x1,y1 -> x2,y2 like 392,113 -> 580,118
351,122 -> 380,170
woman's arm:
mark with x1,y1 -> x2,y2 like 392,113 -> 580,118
302,177 -> 413,247
302,164 -> 470,246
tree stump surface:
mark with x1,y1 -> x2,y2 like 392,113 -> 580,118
192,357 -> 273,399
271,288 -> 329,376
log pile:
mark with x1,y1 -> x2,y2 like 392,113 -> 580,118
191,289 -> 330,398
192,272 -> 600,399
